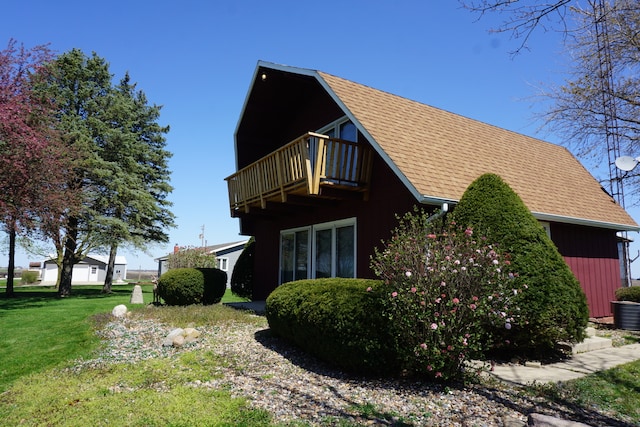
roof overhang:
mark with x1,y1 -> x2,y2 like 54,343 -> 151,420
417,194 -> 640,232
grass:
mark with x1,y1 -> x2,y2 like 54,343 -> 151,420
0,284 -> 248,393
1,285 -> 640,426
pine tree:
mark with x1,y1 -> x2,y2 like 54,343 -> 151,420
452,173 -> 589,358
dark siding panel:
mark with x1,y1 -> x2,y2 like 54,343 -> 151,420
249,155 -> 419,299
552,223 -> 620,317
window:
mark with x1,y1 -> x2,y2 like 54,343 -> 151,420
319,117 -> 358,142
280,228 -> 309,283
318,118 -> 360,185
90,266 -> 97,275
280,218 -> 356,283
218,257 -> 229,271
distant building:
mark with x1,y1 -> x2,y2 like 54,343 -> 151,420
41,254 -> 127,283
155,240 -> 248,288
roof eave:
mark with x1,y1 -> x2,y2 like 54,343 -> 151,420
532,211 -> 640,232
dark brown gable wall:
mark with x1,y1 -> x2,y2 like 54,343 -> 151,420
250,155 -> 419,300
551,223 -> 621,318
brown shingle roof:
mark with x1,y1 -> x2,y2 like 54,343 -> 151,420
318,71 -> 638,230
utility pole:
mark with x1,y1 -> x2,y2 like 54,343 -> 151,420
199,225 -> 205,249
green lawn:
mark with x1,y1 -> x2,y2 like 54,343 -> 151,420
0,284 -> 247,392
1,284 -> 639,426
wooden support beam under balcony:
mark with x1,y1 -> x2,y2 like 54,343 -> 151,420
226,132 -> 373,217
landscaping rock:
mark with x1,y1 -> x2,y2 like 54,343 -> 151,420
130,285 -> 144,304
172,334 -> 185,347
528,413 -> 592,427
161,327 -> 202,347
111,304 -> 128,318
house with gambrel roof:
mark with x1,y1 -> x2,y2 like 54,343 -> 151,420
225,61 -> 639,317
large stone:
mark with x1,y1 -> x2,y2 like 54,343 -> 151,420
163,328 -> 185,347
528,413 -> 592,427
172,334 -> 186,347
130,285 -> 144,304
112,304 -> 128,318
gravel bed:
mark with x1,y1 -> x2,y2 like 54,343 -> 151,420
70,314 -> 634,426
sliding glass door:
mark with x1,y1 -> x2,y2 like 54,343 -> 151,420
280,218 -> 356,284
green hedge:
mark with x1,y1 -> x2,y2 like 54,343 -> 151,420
616,286 -> 640,303
266,278 -> 398,374
231,238 -> 254,300
157,268 -> 204,306
199,267 -> 227,305
452,173 -> 589,358
158,267 -> 227,306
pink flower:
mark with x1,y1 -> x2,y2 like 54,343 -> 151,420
427,233 -> 437,239
435,372 -> 442,378
472,296 -> 478,301
427,365 -> 433,371
366,287 -> 372,292
420,343 -> 427,350
435,298 -> 441,303
405,271 -> 412,278
420,300 -> 426,306
410,287 -> 417,293
464,228 -> 473,236
391,291 -> 398,298
454,259 -> 460,265
430,323 -> 438,330
452,298 -> 460,304
469,303 -> 477,310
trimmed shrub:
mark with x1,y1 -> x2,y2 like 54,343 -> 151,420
616,286 -> 640,303
266,278 -> 397,374
157,268 -> 204,306
199,267 -> 227,305
231,237 -> 254,300
451,173 -> 589,358
20,270 -> 39,284
370,208 -> 523,380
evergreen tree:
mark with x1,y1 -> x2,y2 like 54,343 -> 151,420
452,173 -> 589,358
35,49 -> 174,296
231,237 -> 255,300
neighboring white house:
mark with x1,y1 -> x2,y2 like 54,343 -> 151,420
155,240 -> 248,288
41,254 -> 128,284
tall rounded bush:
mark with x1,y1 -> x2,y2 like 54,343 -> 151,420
157,268 -> 204,306
451,173 -> 589,358
371,208 -> 522,380
266,278 -> 397,374
199,267 -> 227,305
231,237 -> 254,300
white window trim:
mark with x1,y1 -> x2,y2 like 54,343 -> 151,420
539,221 -> 551,238
279,217 -> 357,284
217,257 -> 229,271
318,116 -> 355,139
279,225 -> 311,284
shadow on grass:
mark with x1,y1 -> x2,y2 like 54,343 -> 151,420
0,285 -> 139,311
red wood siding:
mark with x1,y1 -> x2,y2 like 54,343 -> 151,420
563,256 -> 620,318
550,224 -> 621,318
248,154 -> 416,300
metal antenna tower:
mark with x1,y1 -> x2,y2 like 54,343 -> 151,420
593,0 -> 624,206
593,0 -> 631,285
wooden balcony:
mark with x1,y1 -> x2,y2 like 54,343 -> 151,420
226,132 -> 373,217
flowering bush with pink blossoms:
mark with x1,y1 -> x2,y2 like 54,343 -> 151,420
370,208 -> 524,381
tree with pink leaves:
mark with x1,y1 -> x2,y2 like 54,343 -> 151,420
0,39 -> 71,296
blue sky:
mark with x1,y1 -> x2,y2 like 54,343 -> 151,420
4,1 -> 640,276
